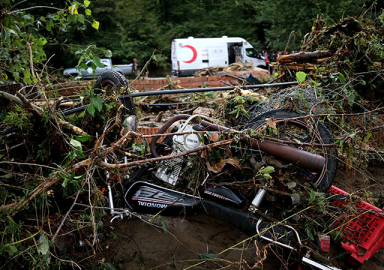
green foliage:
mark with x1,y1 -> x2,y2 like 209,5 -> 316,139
199,253 -> 220,260
3,105 -> 31,130
0,0 -> 98,84
61,171 -> 83,198
87,95 -> 104,117
229,96 -> 250,119
296,71 -> 307,84
37,233 -> 49,256
254,0 -> 367,51
330,230 -> 343,242
305,226 -> 316,241
131,143 -> 146,157
257,166 -> 275,180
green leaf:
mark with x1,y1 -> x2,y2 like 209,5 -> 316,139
92,20 -> 100,30
78,14 -> 85,24
23,69 -> 31,78
0,48 -> 8,57
84,0 -> 91,8
38,233 -> 49,255
46,19 -> 54,31
75,135 -> 91,142
330,231 -> 342,242
79,63 -> 88,70
13,71 -> 20,82
67,14 -> 77,23
70,139 -> 82,148
91,96 -> 103,112
199,253 -> 220,260
310,79 -> 319,86
69,4 -> 79,14
5,29 -> 17,44
296,71 -> 307,83
293,139 -> 302,145
93,57 -> 105,68
305,227 -> 315,241
259,166 -> 274,174
337,73 -> 345,83
8,245 -> 17,256
87,104 -> 95,116
161,220 -> 168,234
263,174 -> 272,180
62,177 -> 69,188
204,91 -> 216,99
363,132 -> 372,143
85,9 -> 92,16
309,190 -> 316,204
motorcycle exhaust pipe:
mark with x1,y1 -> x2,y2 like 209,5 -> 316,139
249,139 -> 326,174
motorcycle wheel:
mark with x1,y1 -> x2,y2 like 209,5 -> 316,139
244,109 -> 338,192
93,71 -> 128,95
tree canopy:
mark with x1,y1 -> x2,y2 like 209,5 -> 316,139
1,0 -> 382,79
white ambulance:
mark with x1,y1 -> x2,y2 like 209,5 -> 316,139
171,36 -> 266,77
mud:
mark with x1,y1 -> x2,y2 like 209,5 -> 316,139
92,167 -> 384,270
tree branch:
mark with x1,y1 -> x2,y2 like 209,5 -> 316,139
0,158 -> 92,214
8,6 -> 63,15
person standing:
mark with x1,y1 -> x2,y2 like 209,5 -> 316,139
133,58 -> 141,76
264,51 -> 270,73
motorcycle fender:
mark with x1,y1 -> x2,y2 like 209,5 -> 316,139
125,181 -> 201,215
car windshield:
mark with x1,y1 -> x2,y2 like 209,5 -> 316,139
246,48 -> 259,58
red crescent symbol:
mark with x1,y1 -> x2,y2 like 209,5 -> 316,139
182,45 -> 197,63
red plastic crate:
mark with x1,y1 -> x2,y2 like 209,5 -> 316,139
328,185 -> 384,266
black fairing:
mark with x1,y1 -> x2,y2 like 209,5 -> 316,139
125,181 -> 201,215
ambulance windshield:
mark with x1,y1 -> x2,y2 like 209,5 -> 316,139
246,48 -> 259,58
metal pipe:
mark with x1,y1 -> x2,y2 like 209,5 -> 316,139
108,183 -> 115,216
249,139 -> 325,173
1,81 -> 298,135
123,81 -> 298,98
58,81 -> 298,116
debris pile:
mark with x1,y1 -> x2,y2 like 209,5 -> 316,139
276,13 -> 384,100
195,61 -> 268,77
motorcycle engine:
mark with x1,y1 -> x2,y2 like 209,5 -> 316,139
155,123 -> 204,186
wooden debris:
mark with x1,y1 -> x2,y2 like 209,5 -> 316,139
278,50 -> 333,64
193,107 -> 214,117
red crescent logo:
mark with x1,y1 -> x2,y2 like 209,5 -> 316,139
182,45 -> 197,63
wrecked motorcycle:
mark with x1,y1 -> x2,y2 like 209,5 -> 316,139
96,71 -> 383,269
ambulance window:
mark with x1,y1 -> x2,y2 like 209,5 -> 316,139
246,48 -> 258,58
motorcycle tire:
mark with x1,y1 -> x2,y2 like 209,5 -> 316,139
244,108 -> 338,192
93,71 -> 128,95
